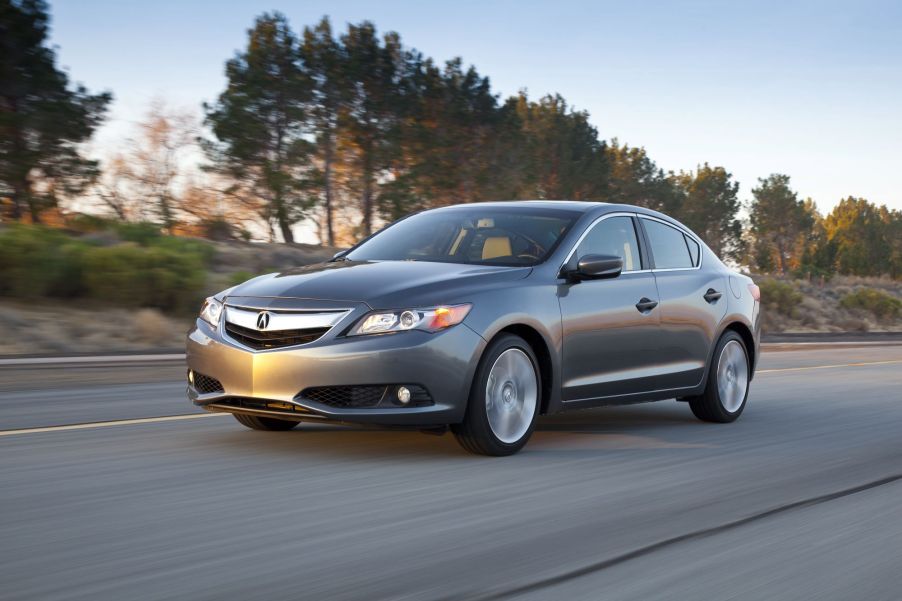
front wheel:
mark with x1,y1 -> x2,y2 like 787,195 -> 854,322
452,334 -> 540,456
687,331 -> 750,423
233,413 -> 299,431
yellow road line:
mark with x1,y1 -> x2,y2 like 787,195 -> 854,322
758,359 -> 902,374
0,412 -> 228,437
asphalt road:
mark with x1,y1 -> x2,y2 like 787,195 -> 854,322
2,345 -> 901,600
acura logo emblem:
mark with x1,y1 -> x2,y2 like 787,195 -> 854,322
256,311 -> 271,330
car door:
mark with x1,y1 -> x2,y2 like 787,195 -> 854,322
558,214 -> 664,403
639,216 -> 728,390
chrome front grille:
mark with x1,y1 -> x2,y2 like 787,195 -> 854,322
222,305 -> 350,351
224,322 -> 329,350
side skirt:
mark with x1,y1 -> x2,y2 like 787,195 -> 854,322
559,385 -> 703,411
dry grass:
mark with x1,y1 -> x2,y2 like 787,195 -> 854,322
0,301 -> 191,355
756,275 -> 902,333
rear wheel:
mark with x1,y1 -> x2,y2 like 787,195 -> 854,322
452,334 -> 540,456
233,413 -> 299,431
688,331 -> 750,423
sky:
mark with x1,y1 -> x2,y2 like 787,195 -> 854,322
49,0 -> 902,214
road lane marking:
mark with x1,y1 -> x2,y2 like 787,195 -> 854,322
0,413 -> 228,437
758,359 -> 902,374
2,360 -> 899,437
3,341 -> 900,367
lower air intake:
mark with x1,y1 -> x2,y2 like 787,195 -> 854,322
300,385 -> 433,408
191,371 -> 224,394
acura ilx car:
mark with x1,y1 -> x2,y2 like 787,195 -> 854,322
187,201 -> 760,455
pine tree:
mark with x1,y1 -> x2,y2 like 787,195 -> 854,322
675,163 -> 742,260
0,0 -> 111,222
204,12 -> 312,243
301,17 -> 344,246
603,141 -> 682,213
512,93 -> 608,201
339,23 -> 405,237
748,174 -> 813,274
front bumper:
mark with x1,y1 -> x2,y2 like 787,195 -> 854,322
186,318 -> 486,426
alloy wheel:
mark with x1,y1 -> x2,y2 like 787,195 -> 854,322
716,339 -> 749,413
485,348 -> 538,444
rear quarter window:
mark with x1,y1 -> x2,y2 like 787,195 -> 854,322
685,235 -> 700,267
643,219 -> 694,269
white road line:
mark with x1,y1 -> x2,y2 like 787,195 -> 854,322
2,341 -> 901,367
761,339 -> 902,348
2,359 -> 899,438
758,359 -> 902,374
0,413 -> 227,437
0,354 -> 186,366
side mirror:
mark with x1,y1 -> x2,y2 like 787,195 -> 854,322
331,249 -> 349,261
568,254 -> 623,281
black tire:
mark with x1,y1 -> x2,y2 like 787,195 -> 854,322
687,331 -> 750,423
233,413 -> 299,431
451,333 -> 540,456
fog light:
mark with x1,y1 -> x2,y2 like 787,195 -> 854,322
397,386 -> 411,404
187,370 -> 195,385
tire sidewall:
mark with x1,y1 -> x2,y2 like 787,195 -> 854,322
710,331 -> 750,419
468,334 -> 541,455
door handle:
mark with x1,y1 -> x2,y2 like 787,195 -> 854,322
635,297 -> 658,313
704,288 -> 723,303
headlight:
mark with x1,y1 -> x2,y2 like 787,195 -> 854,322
350,304 -> 472,336
199,297 -> 223,327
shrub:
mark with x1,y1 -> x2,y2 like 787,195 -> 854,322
758,279 -> 804,318
149,234 -> 215,264
114,222 -> 163,245
0,225 -> 95,298
81,244 -> 207,313
66,214 -> 117,233
200,218 -> 236,241
840,288 -> 902,320
0,223 -> 217,313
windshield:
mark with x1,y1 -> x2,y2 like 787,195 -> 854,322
345,207 -> 581,266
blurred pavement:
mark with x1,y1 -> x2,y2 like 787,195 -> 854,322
1,346 -> 901,600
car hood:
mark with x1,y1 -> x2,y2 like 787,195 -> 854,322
226,260 -> 532,308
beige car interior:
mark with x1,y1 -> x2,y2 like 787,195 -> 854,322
482,236 -> 513,260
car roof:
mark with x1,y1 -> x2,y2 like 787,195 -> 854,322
428,200 -> 671,219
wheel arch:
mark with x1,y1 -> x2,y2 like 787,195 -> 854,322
719,319 -> 757,378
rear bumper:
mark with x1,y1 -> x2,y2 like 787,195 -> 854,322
186,319 -> 486,426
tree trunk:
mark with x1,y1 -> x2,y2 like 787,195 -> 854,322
9,180 -> 25,220
776,238 -> 788,274
27,195 -> 41,224
361,156 -> 373,237
323,132 -> 335,246
159,195 -> 174,233
279,219 -> 294,244
272,192 -> 294,243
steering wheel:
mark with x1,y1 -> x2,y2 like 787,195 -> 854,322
506,231 -> 544,260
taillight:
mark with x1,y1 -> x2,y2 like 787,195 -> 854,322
748,283 -> 761,301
